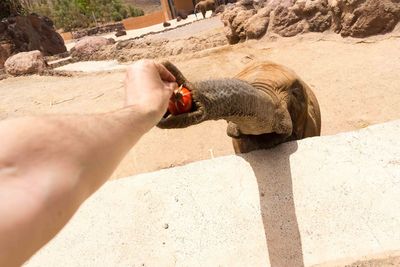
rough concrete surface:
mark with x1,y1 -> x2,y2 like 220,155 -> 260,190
2,32 -> 400,178
221,0 -> 400,43
55,60 -> 127,72
64,11 -> 215,51
25,120 -> 400,267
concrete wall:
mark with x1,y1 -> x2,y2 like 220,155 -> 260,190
122,11 -> 165,30
25,120 -> 400,267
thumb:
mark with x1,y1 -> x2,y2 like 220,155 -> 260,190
165,81 -> 178,94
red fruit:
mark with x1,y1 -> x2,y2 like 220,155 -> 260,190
168,85 -> 192,115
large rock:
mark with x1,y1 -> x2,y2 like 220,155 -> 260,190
270,4 -> 305,37
0,42 -> 12,67
333,0 -> 400,37
220,0 -> 400,43
115,30 -> 127,37
221,0 -> 258,44
221,0 -> 299,43
0,14 -> 67,56
271,0 -> 333,37
244,6 -> 270,39
4,50 -> 47,76
70,36 -> 115,60
0,14 -> 66,68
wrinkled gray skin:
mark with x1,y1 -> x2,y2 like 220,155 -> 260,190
158,61 -> 321,153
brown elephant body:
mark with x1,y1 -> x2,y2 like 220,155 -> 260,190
158,61 -> 321,153
195,0 -> 216,19
231,62 -> 321,152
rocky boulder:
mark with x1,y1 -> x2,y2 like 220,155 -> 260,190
0,42 -> 13,67
221,0 -> 258,44
115,30 -> 127,37
271,0 -> 333,37
70,36 -> 115,60
4,50 -> 47,76
220,0 -> 400,44
333,0 -> 400,38
0,14 -> 67,62
244,6 -> 271,39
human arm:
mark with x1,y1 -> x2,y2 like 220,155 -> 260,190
0,60 -> 177,267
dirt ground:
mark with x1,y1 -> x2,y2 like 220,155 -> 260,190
345,255 -> 400,267
315,251 -> 400,267
1,29 -> 399,179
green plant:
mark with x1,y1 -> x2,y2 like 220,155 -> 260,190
23,0 -> 145,31
111,11 -> 123,22
0,0 -> 25,19
127,5 -> 145,17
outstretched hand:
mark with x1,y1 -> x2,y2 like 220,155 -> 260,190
0,59 -> 178,267
125,60 -> 178,129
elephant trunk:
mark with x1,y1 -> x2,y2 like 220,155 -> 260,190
157,78 -> 278,134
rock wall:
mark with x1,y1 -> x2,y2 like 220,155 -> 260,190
0,14 -> 67,68
221,0 -> 400,44
71,23 -> 125,39
70,36 -> 116,60
71,31 -> 228,62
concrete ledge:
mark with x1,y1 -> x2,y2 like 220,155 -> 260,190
25,120 -> 400,266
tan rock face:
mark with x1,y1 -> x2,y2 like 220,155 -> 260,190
77,31 -> 228,62
244,7 -> 270,39
334,0 -> 400,37
221,1 -> 258,44
4,50 -> 47,76
220,0 -> 400,44
70,36 -> 115,60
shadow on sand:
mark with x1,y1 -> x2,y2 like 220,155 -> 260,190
238,142 -> 305,267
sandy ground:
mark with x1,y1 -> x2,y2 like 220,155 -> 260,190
64,11 -> 215,51
55,60 -> 128,72
316,251 -> 400,267
1,30 -> 400,179
148,15 -> 223,40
